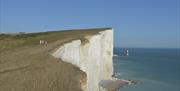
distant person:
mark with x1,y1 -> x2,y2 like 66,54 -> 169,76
39,40 -> 48,45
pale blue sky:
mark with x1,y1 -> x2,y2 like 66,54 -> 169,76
0,0 -> 179,48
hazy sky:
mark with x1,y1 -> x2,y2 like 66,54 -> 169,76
0,0 -> 179,48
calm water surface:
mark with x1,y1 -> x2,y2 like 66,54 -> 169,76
113,48 -> 180,91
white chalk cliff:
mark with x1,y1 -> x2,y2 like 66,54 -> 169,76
52,29 -> 114,91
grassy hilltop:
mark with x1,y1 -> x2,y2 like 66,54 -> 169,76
0,28 -> 110,91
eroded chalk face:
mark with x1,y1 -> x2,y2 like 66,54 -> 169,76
52,29 -> 114,91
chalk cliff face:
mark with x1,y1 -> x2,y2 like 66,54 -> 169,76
52,29 -> 113,91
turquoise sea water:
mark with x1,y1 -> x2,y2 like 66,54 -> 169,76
113,48 -> 180,91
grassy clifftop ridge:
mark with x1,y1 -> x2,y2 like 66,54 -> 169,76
0,28 -> 111,51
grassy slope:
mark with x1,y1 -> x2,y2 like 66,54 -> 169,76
0,28 -> 110,91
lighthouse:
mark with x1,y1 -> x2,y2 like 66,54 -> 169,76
124,49 -> 129,56
126,49 -> 129,56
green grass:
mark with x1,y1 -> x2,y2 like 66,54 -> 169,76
0,28 -> 110,51
0,28 -> 108,91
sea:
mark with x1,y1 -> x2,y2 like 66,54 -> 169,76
113,48 -> 180,91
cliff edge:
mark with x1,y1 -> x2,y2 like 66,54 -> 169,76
52,29 -> 114,91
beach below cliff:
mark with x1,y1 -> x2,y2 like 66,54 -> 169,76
99,79 -> 132,91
